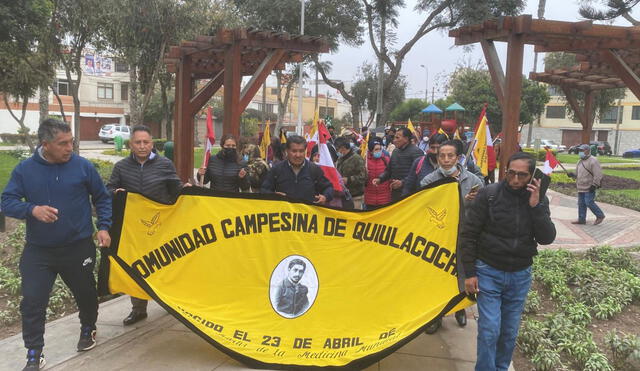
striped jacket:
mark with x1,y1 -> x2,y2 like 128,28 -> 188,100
107,153 -> 182,204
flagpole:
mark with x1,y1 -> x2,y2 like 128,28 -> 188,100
464,104 -> 488,166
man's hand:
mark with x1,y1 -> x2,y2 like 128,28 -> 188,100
465,189 -> 478,201
32,205 -> 59,223
314,194 -> 327,205
527,177 -> 541,208
238,168 -> 247,178
372,178 -> 380,186
114,188 -> 126,193
589,185 -> 597,192
567,172 -> 576,179
197,167 -> 206,176
390,179 -> 403,190
342,176 -> 348,184
465,277 -> 479,295
96,230 -> 111,248
275,192 -> 287,197
183,182 -> 192,187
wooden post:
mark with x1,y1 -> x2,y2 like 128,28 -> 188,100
499,33 -> 524,180
174,55 -> 195,181
582,90 -> 595,143
481,39 -> 506,110
601,49 -> 640,101
223,43 -> 242,138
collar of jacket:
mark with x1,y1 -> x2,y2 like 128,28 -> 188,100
129,148 -> 158,163
286,159 -> 308,171
32,146 -> 75,166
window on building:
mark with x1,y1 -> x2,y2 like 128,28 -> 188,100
270,88 -> 278,95
600,106 -> 622,124
632,106 -> 640,120
319,106 -> 335,118
53,80 -> 70,96
257,103 -> 276,113
120,83 -> 128,101
98,83 -> 114,99
547,85 -> 562,96
545,106 -> 565,119
115,61 -> 129,73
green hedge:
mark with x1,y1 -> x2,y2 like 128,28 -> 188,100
0,133 -> 38,144
523,147 -> 557,161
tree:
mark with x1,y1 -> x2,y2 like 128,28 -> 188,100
351,62 -> 406,127
389,98 -> 428,122
274,64 -> 309,134
235,0 -> 365,127
544,52 -> 626,122
579,0 -> 640,25
448,67 -> 549,133
363,0 -> 525,125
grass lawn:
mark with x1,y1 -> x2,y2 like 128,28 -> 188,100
603,169 -> 640,181
601,189 -> 640,200
556,153 -> 640,164
0,152 -> 20,192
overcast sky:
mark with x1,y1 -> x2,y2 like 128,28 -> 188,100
315,0 -> 635,102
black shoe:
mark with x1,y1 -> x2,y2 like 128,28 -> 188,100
123,311 -> 148,326
455,310 -> 467,327
77,327 -> 96,351
425,318 -> 442,334
23,349 -> 45,371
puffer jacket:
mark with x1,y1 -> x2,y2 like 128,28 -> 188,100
364,152 -> 392,206
203,152 -> 249,192
335,149 -> 367,197
460,181 -> 556,277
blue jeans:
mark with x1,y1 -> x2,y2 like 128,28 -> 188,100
475,260 -> 532,371
578,191 -> 605,223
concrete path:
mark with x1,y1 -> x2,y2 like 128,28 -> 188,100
0,296 -> 499,371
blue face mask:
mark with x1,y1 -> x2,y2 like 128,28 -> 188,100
373,151 -> 382,159
242,154 -> 249,162
336,151 -> 344,158
579,152 -> 587,159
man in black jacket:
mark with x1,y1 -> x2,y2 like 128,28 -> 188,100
372,127 -> 423,201
460,152 -> 556,371
107,125 -> 185,326
261,135 -> 333,204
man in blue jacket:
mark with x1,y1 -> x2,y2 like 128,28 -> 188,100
1,119 -> 112,371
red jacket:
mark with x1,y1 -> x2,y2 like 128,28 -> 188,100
365,153 -> 392,206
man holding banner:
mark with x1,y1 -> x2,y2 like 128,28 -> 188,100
107,125 -> 184,326
461,152 -> 556,371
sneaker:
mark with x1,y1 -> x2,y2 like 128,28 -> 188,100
22,349 -> 45,371
77,327 -> 96,351
594,216 -> 605,225
425,318 -> 442,334
571,220 -> 586,225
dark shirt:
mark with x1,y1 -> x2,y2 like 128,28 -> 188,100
261,159 -> 333,203
275,278 -> 309,316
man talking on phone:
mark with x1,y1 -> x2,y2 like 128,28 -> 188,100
460,152 -> 556,371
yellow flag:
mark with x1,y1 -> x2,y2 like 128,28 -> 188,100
308,108 -> 320,140
259,121 -> 271,159
407,118 -> 417,137
473,115 -> 489,176
360,131 -> 370,158
101,181 -> 471,369
280,131 -> 287,144
454,130 -> 461,140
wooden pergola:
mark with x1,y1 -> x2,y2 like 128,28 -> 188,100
450,15 -> 640,179
164,29 -> 329,180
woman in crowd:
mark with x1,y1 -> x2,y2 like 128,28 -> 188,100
364,138 -> 391,210
198,133 -> 248,192
241,143 -> 270,193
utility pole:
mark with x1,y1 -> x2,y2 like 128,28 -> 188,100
614,98 -> 623,155
376,13 -> 385,128
527,0 -> 547,148
297,0 -> 305,135
314,67 -> 319,111
420,64 -> 428,102
432,86 -> 435,103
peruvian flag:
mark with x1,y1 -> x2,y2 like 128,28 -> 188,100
202,107 -> 215,168
317,122 -> 343,192
542,148 -> 559,175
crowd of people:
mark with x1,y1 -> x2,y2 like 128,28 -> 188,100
1,118 -> 559,371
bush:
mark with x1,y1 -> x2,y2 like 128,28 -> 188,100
89,159 -> 115,183
0,133 -> 38,144
523,147 -> 557,161
153,138 -> 167,151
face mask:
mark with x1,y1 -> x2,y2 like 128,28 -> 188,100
349,142 -> 356,149
579,152 -> 587,159
222,147 -> 236,159
336,151 -> 344,158
422,137 -> 429,142
242,154 -> 249,162
440,166 -> 457,177
373,151 -> 382,159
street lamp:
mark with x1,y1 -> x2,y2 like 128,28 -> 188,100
420,64 -> 428,103
297,0 -> 305,135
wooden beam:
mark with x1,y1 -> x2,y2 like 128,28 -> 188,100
499,33 -> 524,180
239,49 -> 286,112
561,86 -> 585,125
481,39 -> 506,110
582,91 -> 595,143
189,70 -> 224,115
601,49 -> 640,101
223,43 -> 242,138
173,55 -> 195,182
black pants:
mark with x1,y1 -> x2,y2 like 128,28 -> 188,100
19,237 -> 98,351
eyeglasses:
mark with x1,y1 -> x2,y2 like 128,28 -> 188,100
506,169 -> 530,179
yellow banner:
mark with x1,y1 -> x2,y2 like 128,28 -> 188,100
101,179 -> 473,369
473,115 -> 489,176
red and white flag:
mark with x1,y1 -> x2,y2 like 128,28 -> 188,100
202,107 -> 215,168
317,122 -> 343,192
542,148 -> 559,175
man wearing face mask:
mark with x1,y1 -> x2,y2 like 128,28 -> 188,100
198,134 -> 249,192
372,127 -> 423,202
567,144 -> 605,225
335,137 -> 367,210
402,134 -> 448,197
418,128 -> 431,152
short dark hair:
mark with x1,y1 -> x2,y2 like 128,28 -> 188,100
507,152 -> 536,174
132,125 -> 151,136
397,127 -> 412,139
285,135 -> 306,149
430,133 -> 449,145
368,137 -> 383,152
438,140 -> 461,155
288,259 -> 306,270
38,118 -> 71,143
334,137 -> 351,150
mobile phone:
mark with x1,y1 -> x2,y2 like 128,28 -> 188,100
530,168 -> 550,199
470,184 -> 481,192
